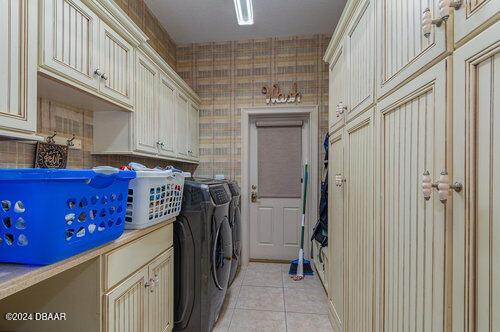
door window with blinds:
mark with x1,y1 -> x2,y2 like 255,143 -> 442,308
256,120 -> 303,198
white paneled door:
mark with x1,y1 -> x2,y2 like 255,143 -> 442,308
377,59 -> 448,331
452,23 -> 500,332
135,52 -> 159,154
344,108 -> 375,332
328,127 -> 345,330
249,118 -> 309,260
42,0 -> 100,90
377,0 -> 447,97
454,0 -> 500,45
99,21 -> 134,106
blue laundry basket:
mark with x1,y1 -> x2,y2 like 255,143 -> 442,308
0,168 -> 136,265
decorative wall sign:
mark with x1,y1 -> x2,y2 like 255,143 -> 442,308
262,83 -> 302,105
34,132 -> 69,168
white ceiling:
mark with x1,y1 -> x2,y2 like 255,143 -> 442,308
144,0 -> 347,44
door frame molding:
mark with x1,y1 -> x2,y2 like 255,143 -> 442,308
241,106 -> 319,265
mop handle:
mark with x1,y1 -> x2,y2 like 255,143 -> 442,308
300,163 -> 308,249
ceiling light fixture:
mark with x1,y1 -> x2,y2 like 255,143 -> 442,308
233,0 -> 254,25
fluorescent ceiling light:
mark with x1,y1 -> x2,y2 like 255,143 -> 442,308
233,0 -> 254,25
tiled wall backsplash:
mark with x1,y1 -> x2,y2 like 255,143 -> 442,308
0,98 -> 197,173
113,0 -> 177,69
177,34 -> 331,183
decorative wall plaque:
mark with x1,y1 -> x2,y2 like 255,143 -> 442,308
34,136 -> 68,169
262,83 -> 302,105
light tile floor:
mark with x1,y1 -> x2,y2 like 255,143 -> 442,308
213,262 -> 333,332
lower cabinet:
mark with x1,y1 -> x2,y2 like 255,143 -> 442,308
105,248 -> 173,332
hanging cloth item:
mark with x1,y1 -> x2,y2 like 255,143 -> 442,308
311,133 -> 329,247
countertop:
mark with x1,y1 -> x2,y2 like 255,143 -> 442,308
0,218 -> 175,301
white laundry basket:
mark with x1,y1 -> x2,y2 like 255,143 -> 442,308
125,169 -> 185,229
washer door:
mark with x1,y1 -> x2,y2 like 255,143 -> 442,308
211,217 -> 232,290
232,204 -> 242,258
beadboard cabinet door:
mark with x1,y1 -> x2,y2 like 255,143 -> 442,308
377,59 -> 448,331
158,75 -> 176,157
377,0 -> 447,97
454,0 -> 499,44
452,23 -> 500,332
147,249 -> 174,332
329,45 -> 347,132
99,21 -> 134,106
328,128 -> 345,331
188,104 -> 199,159
176,93 -> 189,159
346,0 -> 375,121
135,51 -> 159,154
41,0 -> 100,90
343,109 -> 375,332
105,266 -> 148,332
0,0 -> 37,135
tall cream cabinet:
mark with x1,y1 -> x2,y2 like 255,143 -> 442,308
325,0 -> 499,331
0,0 -> 37,139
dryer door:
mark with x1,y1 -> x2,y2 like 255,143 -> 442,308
232,204 -> 242,258
211,217 -> 232,290
174,216 -> 195,329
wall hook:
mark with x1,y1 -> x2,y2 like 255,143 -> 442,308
67,134 -> 76,147
46,131 -> 57,144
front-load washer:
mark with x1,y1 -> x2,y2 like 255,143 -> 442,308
227,180 -> 241,287
173,178 -> 232,332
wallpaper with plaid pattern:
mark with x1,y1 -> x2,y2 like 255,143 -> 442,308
177,35 -> 331,183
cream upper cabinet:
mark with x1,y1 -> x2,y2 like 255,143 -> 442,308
158,74 -> 176,157
135,51 -> 159,154
346,0 -> 375,121
452,23 -> 500,332
176,93 -> 189,158
188,104 -> 200,159
454,0 -> 500,44
376,0 -> 448,97
147,249 -> 174,332
105,266 -> 149,332
329,45 -> 347,131
377,59 -> 448,331
0,0 -> 37,136
328,128 -> 345,331
99,20 -> 134,106
41,0 -> 100,90
343,108 -> 375,331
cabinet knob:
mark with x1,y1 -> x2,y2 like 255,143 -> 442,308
101,73 -> 108,81
336,102 -> 347,117
94,68 -> 103,77
422,170 -> 462,203
438,0 -> 462,20
422,8 -> 444,38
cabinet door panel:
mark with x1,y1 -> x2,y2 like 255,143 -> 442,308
377,0 -> 447,97
189,104 -> 199,159
158,75 -> 176,156
147,249 -> 173,332
176,94 -> 189,158
344,109 -> 375,331
378,59 -> 448,331
135,52 -> 159,154
42,0 -> 99,90
346,0 -> 375,121
329,46 -> 347,132
452,23 -> 500,332
328,128 -> 344,329
99,21 -> 134,106
0,0 -> 36,132
105,267 -> 148,332
454,0 -> 499,44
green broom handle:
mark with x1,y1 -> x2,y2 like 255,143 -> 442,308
300,163 -> 308,249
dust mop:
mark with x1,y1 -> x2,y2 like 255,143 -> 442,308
289,162 -> 314,280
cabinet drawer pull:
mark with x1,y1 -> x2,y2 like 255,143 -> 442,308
438,0 -> 462,20
422,170 -> 463,203
422,8 -> 444,38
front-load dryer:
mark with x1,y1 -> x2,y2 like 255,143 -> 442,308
173,178 -> 232,332
227,180 -> 241,287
